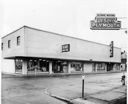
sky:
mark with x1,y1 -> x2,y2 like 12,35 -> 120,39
0,0 -> 128,51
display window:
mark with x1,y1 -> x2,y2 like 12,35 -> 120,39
113,64 -> 120,70
15,59 -> 22,72
27,59 -> 49,72
71,62 -> 82,71
96,63 -> 106,71
39,60 -> 49,72
52,61 -> 68,73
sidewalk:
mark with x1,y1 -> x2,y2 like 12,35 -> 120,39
48,85 -> 126,104
89,86 -> 126,102
71,86 -> 126,104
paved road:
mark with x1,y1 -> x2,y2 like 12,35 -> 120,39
2,72 -> 126,104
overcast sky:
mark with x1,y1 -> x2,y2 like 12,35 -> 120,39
0,0 -> 128,51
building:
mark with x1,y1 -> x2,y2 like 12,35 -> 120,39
121,51 -> 127,71
1,26 -> 121,75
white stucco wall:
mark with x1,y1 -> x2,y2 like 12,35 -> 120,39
2,27 -> 25,58
1,59 -> 15,74
25,27 -> 121,63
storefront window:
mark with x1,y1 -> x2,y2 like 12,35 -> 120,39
27,59 -> 49,73
71,62 -> 82,71
113,64 -> 120,70
62,62 -> 68,73
15,59 -> 22,72
27,60 -> 35,72
96,63 -> 106,71
52,61 -> 68,73
39,60 -> 49,72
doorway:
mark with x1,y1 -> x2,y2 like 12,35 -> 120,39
107,63 -> 113,71
52,61 -> 63,73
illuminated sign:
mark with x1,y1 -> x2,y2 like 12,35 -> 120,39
62,44 -> 70,52
90,14 -> 121,30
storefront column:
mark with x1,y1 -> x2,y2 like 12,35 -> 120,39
68,62 -> 71,73
105,64 -> 107,72
95,64 -> 98,72
14,59 -> 16,73
22,60 -> 27,75
49,61 -> 53,74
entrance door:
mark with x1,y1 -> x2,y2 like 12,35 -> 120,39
39,61 -> 49,72
52,61 -> 63,73
107,63 -> 113,71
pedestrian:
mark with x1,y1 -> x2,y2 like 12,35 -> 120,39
121,72 -> 126,86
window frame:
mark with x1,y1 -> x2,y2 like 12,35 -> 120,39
17,36 -> 20,46
1,43 -> 3,50
8,40 -> 11,48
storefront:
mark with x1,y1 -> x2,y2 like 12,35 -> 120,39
14,58 -> 69,74
14,57 -> 120,75
1,26 -> 121,75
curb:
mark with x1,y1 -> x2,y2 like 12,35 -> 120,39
44,88 -> 73,104
2,71 -> 124,78
110,96 -> 126,104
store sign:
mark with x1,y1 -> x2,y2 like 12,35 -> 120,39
90,14 -> 121,30
62,44 -> 70,52
110,41 -> 114,57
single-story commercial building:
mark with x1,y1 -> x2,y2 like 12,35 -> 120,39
1,26 -> 121,75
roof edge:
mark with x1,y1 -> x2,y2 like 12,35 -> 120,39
1,26 -> 26,39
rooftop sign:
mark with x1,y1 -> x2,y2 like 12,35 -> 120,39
90,14 -> 121,30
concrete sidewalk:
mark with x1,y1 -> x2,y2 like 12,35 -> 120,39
71,86 -> 126,104
89,86 -> 126,103
48,85 -> 126,104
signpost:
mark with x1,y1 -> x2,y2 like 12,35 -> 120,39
82,75 -> 85,98
110,41 -> 114,57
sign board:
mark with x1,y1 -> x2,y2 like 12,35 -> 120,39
90,14 -> 121,30
62,44 -> 70,52
110,41 -> 114,57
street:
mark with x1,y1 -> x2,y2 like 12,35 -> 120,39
2,72 -> 126,104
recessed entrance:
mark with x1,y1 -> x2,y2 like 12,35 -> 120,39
52,61 -> 68,73
107,63 -> 113,71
